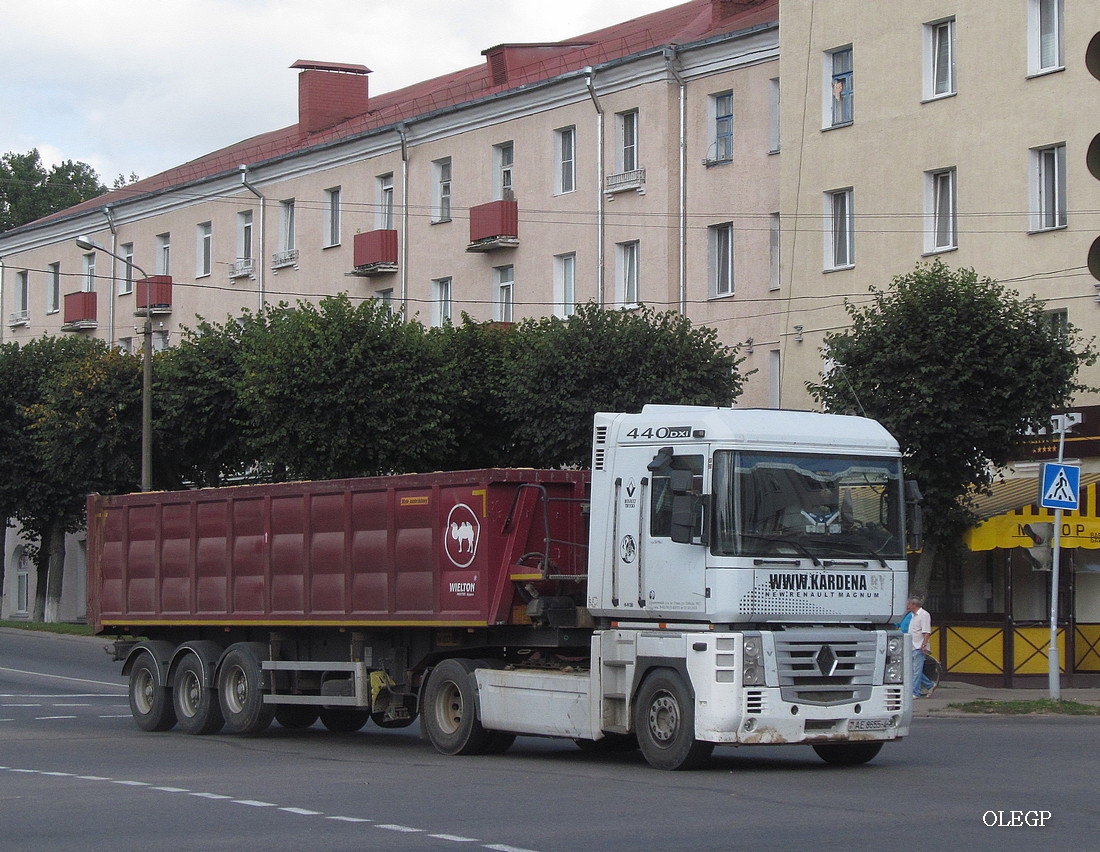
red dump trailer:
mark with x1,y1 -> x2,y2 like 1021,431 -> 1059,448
89,468 -> 589,737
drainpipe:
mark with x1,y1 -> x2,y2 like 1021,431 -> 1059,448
663,46 -> 688,316
0,256 -> 5,344
239,165 -> 266,311
102,206 -> 119,345
397,122 -> 409,319
584,68 -> 605,307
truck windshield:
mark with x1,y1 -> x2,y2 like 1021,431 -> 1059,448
711,451 -> 905,561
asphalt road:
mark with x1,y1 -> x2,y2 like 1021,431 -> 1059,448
2,627 -> 1097,851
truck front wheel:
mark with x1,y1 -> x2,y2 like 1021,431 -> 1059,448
421,658 -> 495,755
634,670 -> 713,770
217,643 -> 275,735
128,653 -> 176,732
173,654 -> 225,735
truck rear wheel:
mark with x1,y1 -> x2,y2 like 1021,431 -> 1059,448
634,670 -> 713,771
275,705 -> 319,730
173,654 -> 225,735
318,708 -> 370,732
217,643 -> 275,735
812,742 -> 884,766
422,658 -> 495,756
128,653 -> 176,732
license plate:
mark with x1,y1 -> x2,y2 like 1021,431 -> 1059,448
848,719 -> 890,731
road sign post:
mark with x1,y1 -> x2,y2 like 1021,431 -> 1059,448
1038,418 -> 1081,701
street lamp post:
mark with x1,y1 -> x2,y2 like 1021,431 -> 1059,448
75,235 -> 154,492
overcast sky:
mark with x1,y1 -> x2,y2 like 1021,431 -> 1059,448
3,0 -> 683,184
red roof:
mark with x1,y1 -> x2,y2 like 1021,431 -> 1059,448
29,0 -> 777,228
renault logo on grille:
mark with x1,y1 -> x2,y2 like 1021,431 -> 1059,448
815,644 -> 839,677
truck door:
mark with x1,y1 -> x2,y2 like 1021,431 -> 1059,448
641,449 -> 707,616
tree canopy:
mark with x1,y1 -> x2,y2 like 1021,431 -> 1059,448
806,260 -> 1096,592
0,149 -> 107,231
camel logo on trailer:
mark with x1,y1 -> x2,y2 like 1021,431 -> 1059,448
445,503 -> 481,568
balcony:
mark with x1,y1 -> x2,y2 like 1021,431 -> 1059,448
134,275 -> 173,317
229,258 -> 255,279
351,229 -> 398,276
272,248 -> 299,269
61,291 -> 97,331
466,199 -> 519,252
8,310 -> 29,329
605,168 -> 646,199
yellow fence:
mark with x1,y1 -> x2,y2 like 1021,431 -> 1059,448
940,625 -> 1070,675
1076,624 -> 1100,672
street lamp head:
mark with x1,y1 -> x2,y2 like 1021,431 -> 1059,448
75,235 -> 103,252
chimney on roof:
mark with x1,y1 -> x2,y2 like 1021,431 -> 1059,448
291,60 -> 371,135
711,0 -> 766,26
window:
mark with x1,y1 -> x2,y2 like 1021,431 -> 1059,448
433,158 -> 452,222
1032,143 -> 1067,231
377,174 -> 394,230
16,270 -> 29,316
494,265 -> 514,323
15,549 -> 31,614
825,189 -> 854,269
120,243 -> 135,294
649,453 -> 704,539
156,233 -> 171,276
1044,308 -> 1068,336
196,224 -> 212,278
826,48 -> 853,126
711,92 -> 734,162
433,277 -> 452,327
1029,0 -> 1064,74
83,253 -> 97,291
47,262 -> 60,312
769,212 -> 781,290
619,110 -> 639,172
768,350 -> 781,408
768,77 -> 781,153
555,127 -> 576,194
494,142 -> 514,199
709,223 -> 734,297
238,211 -> 253,262
376,288 -> 394,312
554,253 -> 576,318
118,336 -> 133,355
924,18 -> 956,99
280,200 -> 296,251
925,168 -> 957,252
617,240 -> 640,306
323,187 -> 341,247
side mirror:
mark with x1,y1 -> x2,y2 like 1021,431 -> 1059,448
905,480 -> 924,553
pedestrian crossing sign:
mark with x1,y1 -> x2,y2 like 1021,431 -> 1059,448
1039,463 -> 1080,511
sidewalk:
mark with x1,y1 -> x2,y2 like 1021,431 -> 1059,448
911,680 -> 1100,716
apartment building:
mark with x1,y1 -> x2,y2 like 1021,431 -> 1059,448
777,0 -> 1100,684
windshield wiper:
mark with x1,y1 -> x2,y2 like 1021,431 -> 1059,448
740,534 -> 822,567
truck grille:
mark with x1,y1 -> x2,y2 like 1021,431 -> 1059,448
774,632 -> 877,706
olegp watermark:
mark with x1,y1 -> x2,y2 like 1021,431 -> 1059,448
983,810 -> 1052,827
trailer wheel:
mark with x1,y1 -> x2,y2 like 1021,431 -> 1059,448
421,658 -> 495,756
812,742 -> 884,766
128,653 -> 176,732
173,654 -> 225,735
275,705 -> 319,730
633,670 -> 713,771
217,644 -> 275,735
318,708 -> 370,732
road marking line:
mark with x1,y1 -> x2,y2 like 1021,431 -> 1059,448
431,833 -> 479,842
484,846 -> 541,852
234,799 -> 277,807
0,667 -> 127,690
191,792 -> 232,800
112,780 -> 149,786
328,816 -> 373,823
280,807 -> 322,816
376,824 -> 422,832
35,715 -> 78,720
152,786 -> 190,793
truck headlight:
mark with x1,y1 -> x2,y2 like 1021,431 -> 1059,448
885,633 -> 905,684
743,633 -> 764,686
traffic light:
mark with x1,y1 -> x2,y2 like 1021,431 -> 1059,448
1022,522 -> 1054,572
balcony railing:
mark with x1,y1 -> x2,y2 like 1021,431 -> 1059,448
351,229 -> 398,275
466,199 -> 519,252
61,291 -> 97,331
272,248 -> 299,269
605,168 -> 647,198
230,258 -> 255,279
134,275 -> 173,316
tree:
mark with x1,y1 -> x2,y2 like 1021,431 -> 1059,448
3,337 -> 141,620
501,303 -> 743,467
0,149 -> 107,231
236,295 -> 454,480
806,260 -> 1096,594
154,315 -> 260,488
